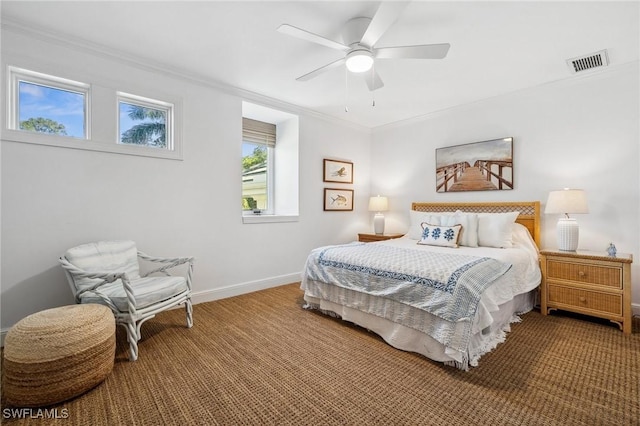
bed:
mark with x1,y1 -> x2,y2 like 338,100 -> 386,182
301,201 -> 541,370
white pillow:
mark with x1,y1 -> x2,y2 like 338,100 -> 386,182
445,211 -> 479,247
511,222 -> 532,245
417,223 -> 462,248
477,211 -> 520,248
406,210 -> 454,240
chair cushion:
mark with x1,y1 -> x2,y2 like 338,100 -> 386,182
64,241 -> 140,292
79,276 -> 188,312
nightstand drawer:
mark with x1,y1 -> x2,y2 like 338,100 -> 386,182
540,249 -> 632,333
547,284 -> 622,316
546,260 -> 621,289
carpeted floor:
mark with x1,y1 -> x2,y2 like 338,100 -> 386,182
2,283 -> 639,425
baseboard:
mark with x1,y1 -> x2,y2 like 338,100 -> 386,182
190,272 -> 302,305
0,272 -> 302,348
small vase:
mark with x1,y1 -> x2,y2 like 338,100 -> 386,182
607,243 -> 617,257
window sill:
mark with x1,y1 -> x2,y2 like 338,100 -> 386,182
242,214 -> 299,224
1,129 -> 183,161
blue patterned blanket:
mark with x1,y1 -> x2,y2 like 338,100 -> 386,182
302,242 -> 512,362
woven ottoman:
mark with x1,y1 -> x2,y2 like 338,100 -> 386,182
3,304 -> 115,407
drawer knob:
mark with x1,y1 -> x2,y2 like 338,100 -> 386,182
579,296 -> 587,303
578,271 -> 586,277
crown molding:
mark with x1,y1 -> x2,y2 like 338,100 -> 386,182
0,17 -> 371,135
372,60 -> 639,134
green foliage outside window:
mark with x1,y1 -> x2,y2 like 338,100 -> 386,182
242,146 -> 267,172
20,117 -> 67,135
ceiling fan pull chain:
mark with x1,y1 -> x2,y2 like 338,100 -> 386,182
344,66 -> 349,112
371,64 -> 376,107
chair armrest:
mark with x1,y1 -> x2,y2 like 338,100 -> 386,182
137,251 -> 194,265
59,256 -> 138,314
137,251 -> 194,291
137,251 -> 194,277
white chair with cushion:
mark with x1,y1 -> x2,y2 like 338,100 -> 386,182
59,240 -> 194,361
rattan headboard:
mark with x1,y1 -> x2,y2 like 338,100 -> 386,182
411,201 -> 541,248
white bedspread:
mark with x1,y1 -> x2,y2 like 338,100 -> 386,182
301,224 -> 541,369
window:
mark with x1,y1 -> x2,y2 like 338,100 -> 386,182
241,102 -> 299,223
5,67 -> 182,160
242,118 -> 275,213
9,67 -> 89,139
118,93 -> 173,150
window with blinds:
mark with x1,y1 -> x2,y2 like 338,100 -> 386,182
242,118 -> 276,213
242,118 -> 275,147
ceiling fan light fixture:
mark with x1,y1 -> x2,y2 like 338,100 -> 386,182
345,50 -> 374,73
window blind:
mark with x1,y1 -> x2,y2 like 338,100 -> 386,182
242,118 -> 276,147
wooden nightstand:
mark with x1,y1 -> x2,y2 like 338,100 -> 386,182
358,233 -> 404,243
540,249 -> 633,333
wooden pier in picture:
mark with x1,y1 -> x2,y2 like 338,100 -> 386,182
436,159 -> 513,193
435,137 -> 514,193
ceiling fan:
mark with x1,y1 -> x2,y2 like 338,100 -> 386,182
277,1 -> 450,91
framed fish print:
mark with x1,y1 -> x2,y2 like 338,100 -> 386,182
323,159 -> 353,184
324,188 -> 354,211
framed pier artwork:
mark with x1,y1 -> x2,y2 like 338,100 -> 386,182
435,137 -> 513,193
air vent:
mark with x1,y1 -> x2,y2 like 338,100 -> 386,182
566,50 -> 609,74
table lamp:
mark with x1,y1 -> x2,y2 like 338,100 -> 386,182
368,195 -> 388,235
545,189 -> 588,251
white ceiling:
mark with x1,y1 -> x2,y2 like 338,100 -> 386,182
2,1 -> 638,129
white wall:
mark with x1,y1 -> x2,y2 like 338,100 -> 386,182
0,28 -> 372,333
3,25 -> 638,338
371,62 -> 640,309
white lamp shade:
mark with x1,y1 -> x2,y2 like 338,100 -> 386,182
545,189 -> 588,215
368,196 -> 388,212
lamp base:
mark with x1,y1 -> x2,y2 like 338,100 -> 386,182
557,218 -> 579,251
373,213 -> 385,235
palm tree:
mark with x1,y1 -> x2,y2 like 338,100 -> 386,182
121,105 -> 166,147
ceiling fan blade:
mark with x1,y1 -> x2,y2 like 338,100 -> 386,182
362,70 -> 384,91
277,24 -> 350,51
360,1 -> 410,49
296,57 -> 346,81
375,43 -> 450,60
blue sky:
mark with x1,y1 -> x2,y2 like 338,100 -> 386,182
119,103 -> 136,138
21,81 -> 257,151
243,141 -> 260,157
19,82 -> 163,141
19,81 -> 85,138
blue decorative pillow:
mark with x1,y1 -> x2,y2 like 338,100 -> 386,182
417,222 -> 462,248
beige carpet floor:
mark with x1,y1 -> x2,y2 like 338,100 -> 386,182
2,283 -> 639,425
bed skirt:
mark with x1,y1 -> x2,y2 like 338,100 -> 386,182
302,288 -> 535,369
